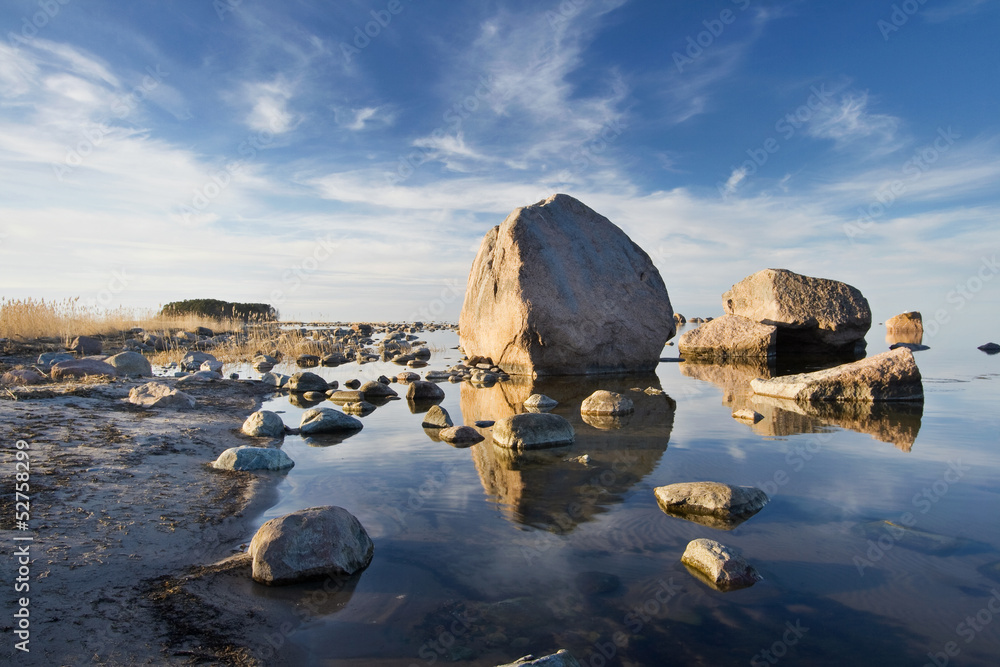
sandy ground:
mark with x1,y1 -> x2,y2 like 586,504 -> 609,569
0,358 -> 293,666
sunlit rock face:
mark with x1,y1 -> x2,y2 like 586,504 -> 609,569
459,194 -> 674,377
461,375 -> 675,532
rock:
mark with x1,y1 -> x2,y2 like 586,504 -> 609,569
181,351 -> 217,371
493,413 -> 575,450
341,401 -> 376,416
396,371 -> 420,383
580,390 -> 634,416
475,420 -> 495,427
359,380 -> 397,399
459,194 -> 674,376
212,446 -> 294,471
297,354 -> 321,367
681,538 -> 762,591
421,405 -> 454,428
50,359 -> 118,380
1,369 -> 46,386
69,335 -> 102,355
329,390 -> 365,403
242,411 -> 285,438
674,313 -> 687,324
248,506 -> 374,585
260,372 -> 289,388
678,314 -> 777,361
252,360 -> 275,372
439,425 -> 485,445
299,407 -> 364,434
978,342 -> 1000,354
886,311 -> 922,330
523,393 -> 558,411
37,351 -> 74,368
287,372 -> 328,393
127,382 -> 196,409
194,326 -> 214,337
200,360 -> 224,373
496,650 -> 582,667
890,342 -> 929,351
750,348 -> 923,402
177,370 -> 222,384
722,268 -> 871,351
105,351 -> 153,376
654,482 -> 769,529
406,381 -> 445,401
732,408 -> 763,424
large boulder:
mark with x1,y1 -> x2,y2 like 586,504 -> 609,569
127,382 -> 196,409
654,482 -> 769,530
492,413 -> 575,450
681,538 -> 762,591
287,371 -> 328,393
722,269 -> 871,351
406,380 -> 445,401
51,358 -> 118,380
105,351 -> 153,376
750,347 -> 923,402
678,315 -> 777,361
248,505 -> 374,585
459,194 -> 674,376
212,446 -> 294,471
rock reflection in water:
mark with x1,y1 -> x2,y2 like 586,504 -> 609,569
680,359 -> 923,450
461,375 -> 674,532
886,328 -> 923,347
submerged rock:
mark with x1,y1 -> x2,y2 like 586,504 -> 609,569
681,538 -> 762,591
492,413 -> 575,450
241,410 -> 285,438
212,446 -> 294,471
128,382 -> 196,409
723,268 -> 871,352
459,194 -> 674,376
248,505 -> 374,585
750,348 -> 923,402
580,390 -> 634,415
655,482 -> 769,530
496,650 -> 582,667
678,314 -> 777,361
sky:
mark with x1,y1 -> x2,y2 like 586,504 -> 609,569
1,0 -> 999,330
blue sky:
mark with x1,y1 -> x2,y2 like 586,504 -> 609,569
1,0 -> 999,330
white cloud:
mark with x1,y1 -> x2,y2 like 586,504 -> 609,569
806,91 -> 900,151
242,78 -> 298,134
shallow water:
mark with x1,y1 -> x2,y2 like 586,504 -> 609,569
228,325 -> 1000,666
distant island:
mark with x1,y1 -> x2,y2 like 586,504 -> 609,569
159,299 -> 278,322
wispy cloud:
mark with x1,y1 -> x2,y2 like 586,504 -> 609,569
805,91 -> 901,153
923,0 -> 992,23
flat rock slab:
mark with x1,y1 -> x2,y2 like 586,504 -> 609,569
750,348 -> 923,402
299,407 -> 364,434
681,538 -> 762,591
212,446 -> 294,471
241,410 -> 285,438
723,268 -> 871,350
496,650 -> 582,667
678,314 -> 777,360
248,505 -> 374,585
459,193 -> 675,376
127,382 -> 196,409
492,413 -> 575,450
655,482 -> 769,530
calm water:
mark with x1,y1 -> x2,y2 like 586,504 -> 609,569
225,325 -> 1000,666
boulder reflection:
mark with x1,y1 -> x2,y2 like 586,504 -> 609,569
680,359 -> 923,451
461,375 -> 674,533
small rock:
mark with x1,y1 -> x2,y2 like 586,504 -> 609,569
248,506 -> 374,585
260,372 -> 289,388
297,354 -> 321,367
523,394 -> 558,410
177,370 -> 222,384
475,420 -> 495,427
655,482 -> 769,529
1,369 -> 46,386
69,335 -> 102,356
396,371 -> 420,383
299,407 -> 364,434
105,351 -> 153,377
212,446 -> 294,471
732,408 -> 763,424
890,342 -> 930,351
493,413 -> 575,450
287,372 -> 328,393
359,380 -> 397,399
128,382 -> 196,409
341,401 -> 376,416
439,425 -> 485,445
407,381 -> 445,401
681,538 -> 762,591
36,351 -> 74,369
51,359 -> 118,380
580,390 -> 634,415
200,360 -> 224,373
329,390 -> 365,403
978,342 -> 1000,354
242,411 -> 285,438
303,391 -> 327,401
345,379 -> 361,389
181,351 -> 217,372
644,386 -> 664,395
421,405 -> 454,428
